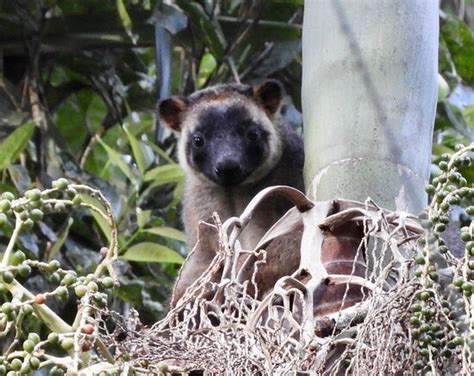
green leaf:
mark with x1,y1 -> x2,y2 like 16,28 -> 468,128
136,208 -> 151,228
144,140 -> 175,164
121,242 -> 184,264
143,164 -> 184,185
97,138 -> 136,182
116,0 -> 133,35
86,93 -> 107,132
80,194 -> 112,243
142,226 -> 185,242
0,122 -> 35,170
441,16 -> 474,83
123,125 -> 147,174
198,52 -> 217,88
48,217 -> 74,261
463,105 -> 474,129
177,1 -> 226,59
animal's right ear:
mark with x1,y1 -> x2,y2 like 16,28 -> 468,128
158,96 -> 188,132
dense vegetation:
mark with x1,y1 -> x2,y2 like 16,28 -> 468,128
0,0 -> 473,374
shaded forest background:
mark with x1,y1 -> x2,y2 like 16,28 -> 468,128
0,0 -> 473,327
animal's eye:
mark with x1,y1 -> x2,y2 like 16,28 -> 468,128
192,134 -> 205,148
247,129 -> 260,142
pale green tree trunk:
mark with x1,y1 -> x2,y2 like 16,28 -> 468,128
302,0 -> 439,213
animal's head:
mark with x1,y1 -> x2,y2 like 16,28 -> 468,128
158,80 -> 284,186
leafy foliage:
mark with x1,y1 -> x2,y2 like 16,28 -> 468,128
0,0 -> 473,374
0,0 -> 304,345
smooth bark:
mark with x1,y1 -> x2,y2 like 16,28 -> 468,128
302,0 -> 439,213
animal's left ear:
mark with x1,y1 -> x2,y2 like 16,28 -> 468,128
158,96 -> 188,132
253,79 -> 283,114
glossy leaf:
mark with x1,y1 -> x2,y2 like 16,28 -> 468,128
177,0 -> 226,59
142,226 -> 186,242
97,138 -> 136,183
121,242 -> 184,264
123,125 -> 148,174
0,122 -> 34,170
143,164 -> 184,185
116,0 -> 133,40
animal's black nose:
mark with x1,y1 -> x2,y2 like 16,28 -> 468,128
214,160 -> 243,185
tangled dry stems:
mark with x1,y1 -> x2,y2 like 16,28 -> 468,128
101,185 -> 473,375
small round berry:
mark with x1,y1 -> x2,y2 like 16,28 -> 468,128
29,357 -> 40,370
61,338 -> 74,351
21,218 -> 34,230
72,195 -> 82,205
440,202 -> 450,211
19,210 -> 29,221
48,272 -> 60,284
12,250 -> 25,265
158,363 -> 169,373
1,303 -> 14,315
47,332 -> 59,344
48,259 -> 61,271
74,284 -> 88,298
56,286 -> 68,300
1,192 -> 15,201
10,358 -> 21,371
419,348 -> 429,357
420,291 -> 431,301
22,339 -> 35,353
34,294 -> 46,305
82,324 -> 94,335
52,178 -> 69,190
425,185 -> 435,194
29,209 -> 44,222
411,303 -> 422,312
61,273 -> 76,287
101,277 -> 114,289
66,188 -> 77,199
448,196 -> 460,205
416,257 -> 426,265
54,202 -> 66,212
453,277 -> 464,287
28,332 -> 40,344
87,281 -> 99,293
21,304 -> 33,315
18,265 -> 31,277
0,213 -> 7,227
49,366 -> 65,376
0,200 -> 11,213
439,161 -> 448,171
434,224 -> 446,233
25,189 -> 41,201
2,271 -> 14,284
461,232 -> 472,242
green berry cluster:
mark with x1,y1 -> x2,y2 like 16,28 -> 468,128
413,144 -> 474,371
0,179 -> 87,236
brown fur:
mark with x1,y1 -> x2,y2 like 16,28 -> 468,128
159,81 -> 304,306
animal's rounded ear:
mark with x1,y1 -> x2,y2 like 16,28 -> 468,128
253,79 -> 284,114
158,96 -> 188,132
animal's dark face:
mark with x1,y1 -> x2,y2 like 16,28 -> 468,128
186,104 -> 270,186
158,80 -> 284,186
